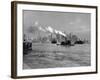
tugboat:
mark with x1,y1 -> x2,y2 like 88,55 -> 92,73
23,34 -> 32,54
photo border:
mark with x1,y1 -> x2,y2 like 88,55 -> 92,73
11,1 -> 98,79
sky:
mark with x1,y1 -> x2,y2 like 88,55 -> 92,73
23,10 -> 91,34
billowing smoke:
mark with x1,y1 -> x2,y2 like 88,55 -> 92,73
54,29 -> 66,37
38,26 -> 46,32
38,25 -> 66,37
45,26 -> 54,33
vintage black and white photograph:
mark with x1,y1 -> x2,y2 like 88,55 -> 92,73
23,10 -> 91,69
11,1 -> 97,78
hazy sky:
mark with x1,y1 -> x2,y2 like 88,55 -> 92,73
23,10 -> 91,33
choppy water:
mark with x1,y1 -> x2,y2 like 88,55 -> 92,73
23,43 -> 90,69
